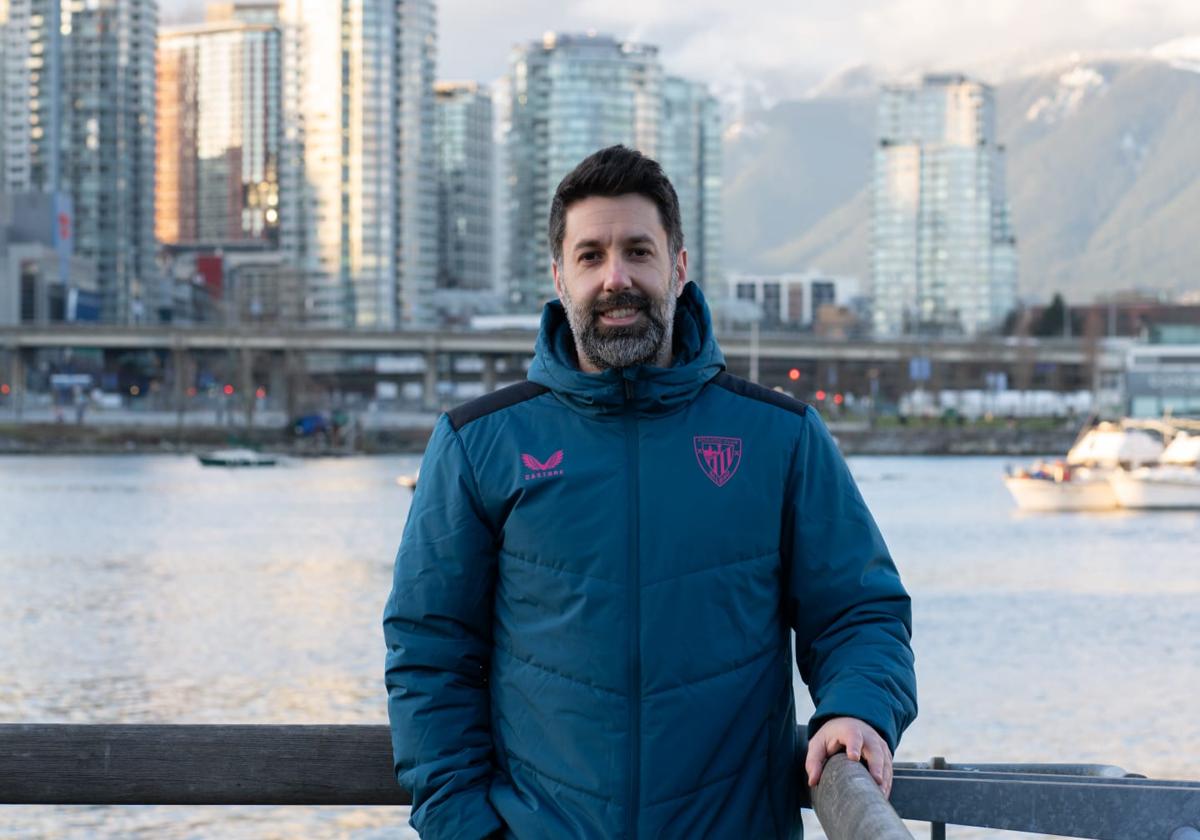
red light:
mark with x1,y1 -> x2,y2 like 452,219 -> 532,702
815,390 -> 827,401
833,393 -> 844,405
0,384 -> 9,395
255,387 -> 266,399
788,368 -> 800,381
223,384 -> 234,396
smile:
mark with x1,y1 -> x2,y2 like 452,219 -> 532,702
598,308 -> 643,325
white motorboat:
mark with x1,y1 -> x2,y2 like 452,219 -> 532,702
197,448 -> 278,467
1109,431 -> 1200,510
1004,463 -> 1119,512
1004,421 -> 1164,512
396,467 -> 419,489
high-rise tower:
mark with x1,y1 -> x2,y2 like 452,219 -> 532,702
434,81 -> 492,292
157,4 -> 282,247
279,0 -> 437,329
871,74 -> 1017,336
660,76 -> 722,293
3,0 -> 157,323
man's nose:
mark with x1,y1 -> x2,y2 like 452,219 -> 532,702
602,255 -> 632,292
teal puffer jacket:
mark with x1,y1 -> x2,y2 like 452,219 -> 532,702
383,283 -> 916,840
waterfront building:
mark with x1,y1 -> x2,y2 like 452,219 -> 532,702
277,0 -> 437,329
505,33 -> 722,312
157,5 -> 282,249
727,272 -> 861,329
434,81 -> 492,292
1,0 -> 157,323
871,74 -> 1017,337
1125,341 -> 1200,418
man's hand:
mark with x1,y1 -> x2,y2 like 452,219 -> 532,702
805,716 -> 893,797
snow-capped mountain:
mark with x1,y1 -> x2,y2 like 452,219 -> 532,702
724,42 -> 1200,301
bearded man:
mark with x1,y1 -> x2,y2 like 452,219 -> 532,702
383,145 -> 917,840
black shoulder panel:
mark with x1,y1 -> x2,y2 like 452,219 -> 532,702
709,372 -> 808,417
447,381 -> 551,431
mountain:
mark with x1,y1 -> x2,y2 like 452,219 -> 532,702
722,48 -> 1200,301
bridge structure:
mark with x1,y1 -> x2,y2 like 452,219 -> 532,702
0,324 -> 1122,417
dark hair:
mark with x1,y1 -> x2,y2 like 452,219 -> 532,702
548,145 -> 683,265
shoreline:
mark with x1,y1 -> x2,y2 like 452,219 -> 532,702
0,422 -> 1079,457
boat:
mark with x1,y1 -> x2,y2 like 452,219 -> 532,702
1108,430 -> 1200,510
197,448 -> 278,467
1003,421 -> 1164,512
396,467 -> 419,489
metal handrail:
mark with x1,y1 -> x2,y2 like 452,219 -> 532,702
811,754 -> 912,839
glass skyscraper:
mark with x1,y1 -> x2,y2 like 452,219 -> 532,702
278,0 -> 437,329
871,74 -> 1017,337
434,81 -> 492,292
660,76 -> 722,295
157,6 -> 282,247
2,0 -> 157,323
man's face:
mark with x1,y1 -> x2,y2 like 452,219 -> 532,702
552,193 -> 688,373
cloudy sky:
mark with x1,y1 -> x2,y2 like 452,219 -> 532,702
165,0 -> 1200,99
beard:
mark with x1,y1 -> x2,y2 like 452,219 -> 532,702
561,284 -> 677,371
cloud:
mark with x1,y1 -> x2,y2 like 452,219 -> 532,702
568,0 -> 1200,90
159,0 -> 1200,96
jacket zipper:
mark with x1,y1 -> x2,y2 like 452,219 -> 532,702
623,378 -> 641,839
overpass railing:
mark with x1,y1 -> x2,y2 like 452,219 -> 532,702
2,725 -> 1198,839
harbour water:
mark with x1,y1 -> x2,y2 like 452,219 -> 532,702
1,453 -> 1198,839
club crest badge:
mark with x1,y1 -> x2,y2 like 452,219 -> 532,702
693,436 -> 742,487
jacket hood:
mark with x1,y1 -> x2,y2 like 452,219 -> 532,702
527,282 -> 726,417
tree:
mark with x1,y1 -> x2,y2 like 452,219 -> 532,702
1032,293 -> 1081,338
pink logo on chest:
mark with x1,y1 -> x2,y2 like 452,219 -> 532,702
522,449 -> 563,480
694,436 -> 742,487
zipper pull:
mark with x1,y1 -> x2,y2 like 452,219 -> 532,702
624,379 -> 634,401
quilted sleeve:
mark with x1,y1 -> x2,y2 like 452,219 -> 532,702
383,414 -> 503,840
782,408 -> 918,752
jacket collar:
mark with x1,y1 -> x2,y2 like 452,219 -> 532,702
527,282 -> 726,418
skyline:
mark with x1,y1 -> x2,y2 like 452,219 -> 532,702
162,0 -> 1200,101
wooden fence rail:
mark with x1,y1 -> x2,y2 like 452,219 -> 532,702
5,724 -> 1200,839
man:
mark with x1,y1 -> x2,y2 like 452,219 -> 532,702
384,145 -> 917,839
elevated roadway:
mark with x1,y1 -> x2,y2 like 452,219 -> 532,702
0,324 -> 1111,367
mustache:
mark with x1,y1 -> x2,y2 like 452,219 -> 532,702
590,291 -> 649,316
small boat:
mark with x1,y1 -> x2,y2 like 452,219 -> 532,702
198,448 -> 278,467
1004,421 -> 1164,512
1109,431 -> 1200,510
396,468 -> 419,489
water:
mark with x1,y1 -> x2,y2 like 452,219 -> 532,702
1,454 -> 1197,839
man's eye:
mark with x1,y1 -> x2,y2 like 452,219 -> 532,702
629,249 -> 650,258
580,252 -> 601,263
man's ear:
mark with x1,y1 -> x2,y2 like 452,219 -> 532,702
674,247 -> 689,296
552,260 -> 564,300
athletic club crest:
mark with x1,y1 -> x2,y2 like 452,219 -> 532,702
693,436 -> 743,487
